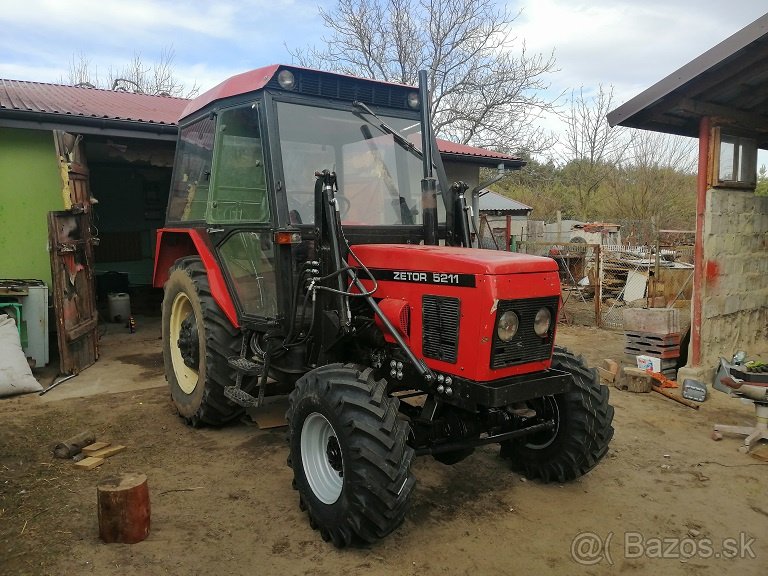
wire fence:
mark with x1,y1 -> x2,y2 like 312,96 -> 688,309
516,241 -> 694,329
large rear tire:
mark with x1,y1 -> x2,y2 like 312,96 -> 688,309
162,257 -> 244,427
287,364 -> 415,547
500,346 -> 614,482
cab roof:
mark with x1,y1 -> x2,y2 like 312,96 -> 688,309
180,64 -> 416,121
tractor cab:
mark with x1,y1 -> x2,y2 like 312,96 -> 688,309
156,65 -> 449,331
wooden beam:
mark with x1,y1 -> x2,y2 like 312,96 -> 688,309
676,98 -> 768,133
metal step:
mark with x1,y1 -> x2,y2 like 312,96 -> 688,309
227,356 -> 263,376
224,386 -> 260,408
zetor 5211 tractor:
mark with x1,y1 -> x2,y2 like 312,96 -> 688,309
153,65 -> 614,547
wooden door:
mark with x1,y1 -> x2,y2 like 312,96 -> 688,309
49,131 -> 98,374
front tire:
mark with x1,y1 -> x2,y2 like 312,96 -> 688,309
287,364 -> 415,547
162,257 -> 245,427
500,346 -> 614,482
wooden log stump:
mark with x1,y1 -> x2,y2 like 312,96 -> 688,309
617,367 -> 653,393
97,472 -> 150,543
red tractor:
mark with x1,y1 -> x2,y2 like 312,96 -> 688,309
153,65 -> 614,547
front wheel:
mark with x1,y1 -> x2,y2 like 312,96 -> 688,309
287,364 -> 415,547
500,346 -> 614,482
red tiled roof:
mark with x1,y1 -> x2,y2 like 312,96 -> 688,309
0,79 -> 186,125
436,139 -> 522,164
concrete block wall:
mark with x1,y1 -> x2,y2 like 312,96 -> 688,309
699,188 -> 768,368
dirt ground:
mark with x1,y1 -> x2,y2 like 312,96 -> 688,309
2,323 -> 767,576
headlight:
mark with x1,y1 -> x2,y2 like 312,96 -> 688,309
277,70 -> 296,90
497,311 -> 519,342
407,92 -> 420,109
534,307 -> 552,337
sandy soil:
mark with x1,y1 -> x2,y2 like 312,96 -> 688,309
2,325 -> 767,576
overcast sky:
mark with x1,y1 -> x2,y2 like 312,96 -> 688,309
1,0 -> 766,142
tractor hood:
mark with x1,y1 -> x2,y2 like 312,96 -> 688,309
351,244 -> 558,275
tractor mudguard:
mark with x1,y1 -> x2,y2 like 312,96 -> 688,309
153,228 -> 239,328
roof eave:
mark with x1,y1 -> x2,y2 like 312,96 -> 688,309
0,109 -> 178,140
607,12 -> 768,129
439,153 -> 525,168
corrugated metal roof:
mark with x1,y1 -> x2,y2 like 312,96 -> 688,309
478,190 -> 532,214
0,79 -> 186,125
607,13 -> 768,147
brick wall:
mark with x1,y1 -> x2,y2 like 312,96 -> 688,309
700,188 -> 768,366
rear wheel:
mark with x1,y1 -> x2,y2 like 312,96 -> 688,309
500,346 -> 614,482
287,364 -> 415,547
162,257 -> 245,427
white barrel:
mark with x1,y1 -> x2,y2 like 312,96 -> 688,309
108,292 -> 131,322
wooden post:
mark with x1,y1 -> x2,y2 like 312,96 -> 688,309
594,244 -> 602,327
97,472 -> 150,543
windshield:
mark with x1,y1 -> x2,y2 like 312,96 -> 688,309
276,101 -> 444,226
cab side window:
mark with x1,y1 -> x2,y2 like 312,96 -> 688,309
208,104 -> 270,224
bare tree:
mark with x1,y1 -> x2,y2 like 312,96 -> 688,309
607,130 -> 697,228
289,0 -> 558,153
63,47 -> 198,98
559,85 -> 631,220
65,51 -> 99,89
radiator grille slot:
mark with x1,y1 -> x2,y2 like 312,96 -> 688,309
491,296 -> 559,369
422,295 -> 460,364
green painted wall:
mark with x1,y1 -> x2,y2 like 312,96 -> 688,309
0,128 -> 63,287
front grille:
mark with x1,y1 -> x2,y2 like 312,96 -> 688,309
422,295 -> 460,363
491,296 -> 559,369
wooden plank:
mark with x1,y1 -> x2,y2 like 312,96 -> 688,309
82,442 -> 111,455
66,318 -> 98,342
88,445 -> 127,459
74,456 -> 105,470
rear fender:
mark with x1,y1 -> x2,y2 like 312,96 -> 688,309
153,228 -> 239,328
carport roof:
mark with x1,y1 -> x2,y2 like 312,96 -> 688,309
607,13 -> 768,148
478,190 -> 532,215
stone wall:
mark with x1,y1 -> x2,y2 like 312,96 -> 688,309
700,188 -> 768,367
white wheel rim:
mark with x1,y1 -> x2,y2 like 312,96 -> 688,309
301,412 -> 344,504
169,291 -> 199,394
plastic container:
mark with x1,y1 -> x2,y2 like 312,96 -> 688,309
108,292 -> 131,323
